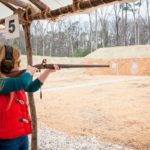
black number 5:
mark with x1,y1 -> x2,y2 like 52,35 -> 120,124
8,19 -> 15,33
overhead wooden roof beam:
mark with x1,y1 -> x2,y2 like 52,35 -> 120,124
4,0 -> 28,9
0,0 -> 17,11
0,0 -> 132,25
0,18 -> 5,25
29,0 -> 50,11
28,0 -> 116,21
73,0 -> 79,2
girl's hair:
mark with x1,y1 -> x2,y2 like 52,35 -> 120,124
0,43 -> 21,110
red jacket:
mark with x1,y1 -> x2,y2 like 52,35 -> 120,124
0,90 -> 32,139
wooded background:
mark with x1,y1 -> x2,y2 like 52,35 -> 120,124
2,0 -> 150,57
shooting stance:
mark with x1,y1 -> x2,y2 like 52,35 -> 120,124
0,44 -> 59,150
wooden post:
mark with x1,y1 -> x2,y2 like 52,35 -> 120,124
23,24 -> 37,150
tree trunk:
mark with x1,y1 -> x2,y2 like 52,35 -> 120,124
133,10 -> 137,44
23,24 -> 37,150
88,13 -> 92,52
42,39 -> 45,56
125,3 -> 128,46
95,9 -> 98,49
137,0 -> 141,44
70,37 -> 74,56
77,15 -> 81,50
121,4 -> 125,46
35,22 -> 38,55
146,0 -> 150,40
113,5 -> 119,46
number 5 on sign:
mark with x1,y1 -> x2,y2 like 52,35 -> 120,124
5,14 -> 20,39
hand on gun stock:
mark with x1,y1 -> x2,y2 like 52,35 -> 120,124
26,65 -> 39,76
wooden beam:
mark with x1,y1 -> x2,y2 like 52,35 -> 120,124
4,0 -> 28,8
0,18 -> 5,25
0,0 -> 125,25
73,0 -> 80,3
0,0 -> 16,11
27,0 -> 116,21
29,0 -> 50,11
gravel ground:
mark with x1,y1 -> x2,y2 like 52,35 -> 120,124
29,125 -> 133,150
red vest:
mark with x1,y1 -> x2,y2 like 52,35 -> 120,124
0,90 -> 32,139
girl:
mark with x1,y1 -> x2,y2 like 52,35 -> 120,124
0,44 -> 59,150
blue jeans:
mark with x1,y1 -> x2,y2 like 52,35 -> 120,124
0,136 -> 29,150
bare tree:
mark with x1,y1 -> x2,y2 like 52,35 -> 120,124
95,9 -> 98,49
98,9 -> 110,47
120,4 -> 125,45
128,1 -> 142,44
65,19 -> 75,56
32,21 -> 50,56
31,21 -> 39,55
88,13 -> 93,52
113,4 -> 121,46
137,0 -> 142,44
146,0 -> 150,41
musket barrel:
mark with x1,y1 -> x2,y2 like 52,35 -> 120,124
34,64 -> 110,69
58,64 -> 110,68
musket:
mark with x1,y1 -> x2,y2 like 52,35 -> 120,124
5,59 -> 110,77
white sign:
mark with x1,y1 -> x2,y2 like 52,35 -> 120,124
5,14 -> 20,39
111,63 -> 117,69
131,62 -> 138,75
111,63 -> 118,75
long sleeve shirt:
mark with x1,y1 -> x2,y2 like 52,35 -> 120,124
0,71 -> 43,94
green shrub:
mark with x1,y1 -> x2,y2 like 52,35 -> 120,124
73,49 -> 90,57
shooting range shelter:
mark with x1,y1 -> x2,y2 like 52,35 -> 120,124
0,0 -> 134,149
